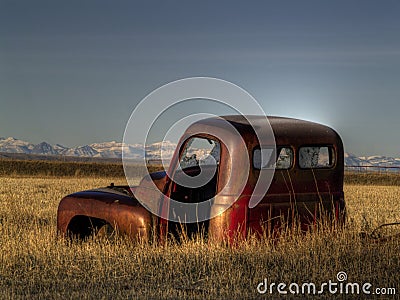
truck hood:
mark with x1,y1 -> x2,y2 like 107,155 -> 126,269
68,187 -> 138,205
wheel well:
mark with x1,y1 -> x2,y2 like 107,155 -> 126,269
67,215 -> 109,239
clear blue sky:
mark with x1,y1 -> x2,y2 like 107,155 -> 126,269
1,0 -> 399,156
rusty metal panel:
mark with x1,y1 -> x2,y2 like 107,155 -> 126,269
57,189 -> 152,241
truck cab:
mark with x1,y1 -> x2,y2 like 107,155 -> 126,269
57,115 -> 345,242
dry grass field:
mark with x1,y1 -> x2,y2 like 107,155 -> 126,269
0,174 -> 399,299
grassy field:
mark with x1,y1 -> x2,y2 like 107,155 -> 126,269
0,175 -> 399,299
2,158 -> 400,186
0,159 -> 159,178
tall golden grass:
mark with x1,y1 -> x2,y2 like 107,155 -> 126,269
0,175 -> 399,299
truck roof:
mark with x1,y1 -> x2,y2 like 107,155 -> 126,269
189,115 -> 342,146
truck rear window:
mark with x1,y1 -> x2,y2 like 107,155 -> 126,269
299,146 -> 335,169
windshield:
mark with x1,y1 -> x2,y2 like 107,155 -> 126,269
179,137 -> 220,169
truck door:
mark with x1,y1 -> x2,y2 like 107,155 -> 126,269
167,136 -> 221,241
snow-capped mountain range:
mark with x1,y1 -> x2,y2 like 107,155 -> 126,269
344,153 -> 400,168
0,136 -> 399,167
0,137 -> 176,160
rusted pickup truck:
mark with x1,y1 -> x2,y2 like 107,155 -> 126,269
57,115 -> 345,242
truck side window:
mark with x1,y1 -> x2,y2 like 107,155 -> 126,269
253,147 -> 293,170
299,146 -> 335,168
276,147 -> 293,169
179,137 -> 220,169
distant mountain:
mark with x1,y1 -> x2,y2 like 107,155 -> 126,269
344,153 -> 400,168
0,137 -> 34,154
53,144 -> 69,154
344,153 -> 370,167
63,145 -> 99,157
0,137 -> 399,167
31,142 -> 58,155
90,141 -> 123,158
145,140 -> 176,160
